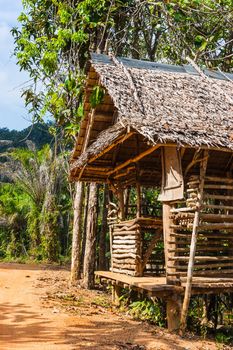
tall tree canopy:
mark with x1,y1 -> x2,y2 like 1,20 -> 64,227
12,0 -> 233,134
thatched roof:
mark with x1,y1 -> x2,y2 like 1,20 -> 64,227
73,123 -> 125,168
71,54 -> 233,176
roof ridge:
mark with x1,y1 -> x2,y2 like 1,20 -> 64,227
109,54 -> 145,115
91,53 -> 233,82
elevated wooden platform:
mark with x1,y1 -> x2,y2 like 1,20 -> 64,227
95,271 -> 183,297
95,271 -> 233,297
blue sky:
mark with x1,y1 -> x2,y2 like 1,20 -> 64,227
0,1 -> 31,131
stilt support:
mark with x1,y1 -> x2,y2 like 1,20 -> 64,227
112,284 -> 122,306
167,295 -> 182,332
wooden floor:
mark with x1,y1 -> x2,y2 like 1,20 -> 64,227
95,271 -> 233,297
95,271 -> 183,297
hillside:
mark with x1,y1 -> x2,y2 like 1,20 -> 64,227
0,123 -> 53,152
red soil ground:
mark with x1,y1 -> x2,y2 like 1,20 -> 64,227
0,263 -> 231,350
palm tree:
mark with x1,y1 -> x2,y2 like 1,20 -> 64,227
2,141 -> 69,260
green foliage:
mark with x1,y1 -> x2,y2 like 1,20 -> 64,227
0,140 -> 72,262
90,86 -> 105,108
215,332 -> 233,345
0,123 -> 53,153
129,298 -> 165,327
0,183 -> 30,258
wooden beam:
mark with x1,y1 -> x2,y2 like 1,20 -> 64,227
107,144 -> 161,176
88,131 -> 135,165
204,194 -> 233,201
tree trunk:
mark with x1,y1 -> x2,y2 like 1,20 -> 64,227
40,157 -> 60,262
81,183 -> 89,270
99,184 -> 109,270
70,181 -> 84,284
83,182 -> 98,289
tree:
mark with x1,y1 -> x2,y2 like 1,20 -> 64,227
1,142 -> 70,260
70,181 -> 84,283
98,184 -> 109,270
82,182 -> 98,289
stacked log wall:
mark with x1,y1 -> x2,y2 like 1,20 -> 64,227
111,221 -> 142,276
168,176 -> 233,282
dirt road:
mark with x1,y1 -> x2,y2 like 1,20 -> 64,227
0,263 -> 226,350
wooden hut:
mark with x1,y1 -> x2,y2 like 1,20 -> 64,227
70,53 -> 233,331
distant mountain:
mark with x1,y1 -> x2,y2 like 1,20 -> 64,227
0,123 -> 53,151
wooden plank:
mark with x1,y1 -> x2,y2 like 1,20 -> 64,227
168,240 -> 223,246
112,244 -> 137,249
168,247 -> 230,253
113,263 -> 136,270
205,176 -> 233,184
113,239 -> 137,244
171,223 -> 233,230
168,262 -> 233,269
94,271 -> 183,294
114,236 -> 138,240
112,258 -> 136,265
204,184 -> 233,190
170,256 -> 233,261
198,223 -> 233,230
201,213 -> 233,221
113,231 -> 140,236
204,194 -> 233,201
112,253 -> 138,259
171,207 -> 195,213
159,146 -> 184,201
171,233 -> 233,240
112,268 -> 138,276
192,269 -> 233,276
113,248 -> 137,253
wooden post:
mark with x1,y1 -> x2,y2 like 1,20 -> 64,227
112,284 -> 122,306
82,183 -> 98,289
163,202 -> 177,284
166,295 -> 182,332
70,181 -> 84,284
109,225 -> 113,271
99,184 -> 109,270
136,182 -> 141,218
118,187 -> 125,221
163,201 -> 182,331
179,150 -> 208,334
160,146 -> 185,330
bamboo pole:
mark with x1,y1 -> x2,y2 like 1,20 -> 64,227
179,150 -> 208,334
